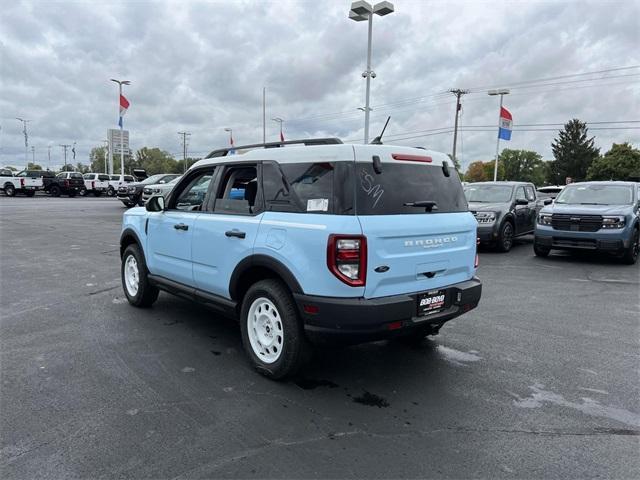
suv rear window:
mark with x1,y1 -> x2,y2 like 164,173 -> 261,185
98,175 -> 110,181
70,173 -> 83,179
355,162 -> 467,215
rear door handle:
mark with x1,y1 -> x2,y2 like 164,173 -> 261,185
225,230 -> 246,239
174,223 -> 189,231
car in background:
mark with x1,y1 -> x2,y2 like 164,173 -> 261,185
81,173 -> 110,196
537,185 -> 564,200
107,174 -> 136,197
117,173 -> 180,207
141,175 -> 182,202
534,181 -> 639,264
12,170 -> 46,196
47,172 -> 85,197
465,181 -> 541,252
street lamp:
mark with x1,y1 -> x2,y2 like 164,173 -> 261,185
110,78 -> 130,176
488,89 -> 510,181
349,1 -> 394,144
16,117 -> 30,164
272,117 -> 285,142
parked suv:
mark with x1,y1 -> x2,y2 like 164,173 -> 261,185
465,181 -> 543,252
120,139 -> 482,379
117,173 -> 180,207
81,173 -> 111,196
142,175 -> 182,202
534,181 -> 640,264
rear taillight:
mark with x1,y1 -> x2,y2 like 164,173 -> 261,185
64,180 -> 69,187
474,236 -> 480,268
327,234 -> 367,287
92,181 -> 95,189
20,178 -> 25,187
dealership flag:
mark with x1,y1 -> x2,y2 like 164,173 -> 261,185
229,132 -> 235,155
119,94 -> 130,127
498,107 -> 512,141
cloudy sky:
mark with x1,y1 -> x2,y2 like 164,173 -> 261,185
1,0 -> 638,172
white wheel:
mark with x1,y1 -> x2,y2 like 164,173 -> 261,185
247,297 -> 284,364
124,255 -> 139,297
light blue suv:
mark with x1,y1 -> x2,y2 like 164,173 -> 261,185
120,138 -> 482,378
534,181 -> 640,264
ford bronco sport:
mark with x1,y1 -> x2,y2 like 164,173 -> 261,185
120,138 -> 482,378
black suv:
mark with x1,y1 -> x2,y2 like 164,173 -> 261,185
465,181 -> 545,252
117,173 -> 180,207
47,171 -> 85,197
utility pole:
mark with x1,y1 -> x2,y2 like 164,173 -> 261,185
60,144 -> 71,171
31,146 -> 35,164
178,131 -> 191,173
47,145 -> 51,170
450,89 -> 468,168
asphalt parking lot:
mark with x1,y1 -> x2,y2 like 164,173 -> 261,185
1,196 -> 639,479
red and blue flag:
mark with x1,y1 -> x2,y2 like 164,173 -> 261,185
498,107 -> 512,141
119,94 -> 130,127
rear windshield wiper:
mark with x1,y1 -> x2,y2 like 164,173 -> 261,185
404,200 -> 438,212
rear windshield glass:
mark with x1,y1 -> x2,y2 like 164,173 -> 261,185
555,184 -> 633,205
355,162 -> 467,215
465,185 -> 513,203
70,173 -> 83,179
98,175 -> 110,181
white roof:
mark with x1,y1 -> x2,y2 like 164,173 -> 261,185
190,143 -> 452,170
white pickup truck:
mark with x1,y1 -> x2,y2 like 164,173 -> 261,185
107,174 -> 136,197
1,170 -> 44,197
81,173 -> 111,197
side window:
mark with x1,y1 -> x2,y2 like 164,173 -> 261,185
125,176 -> 134,182
170,168 -> 215,211
57,173 -> 66,179
525,186 -> 536,201
98,175 -> 110,182
262,163 -> 300,212
214,165 -> 259,215
515,186 -> 526,201
16,171 -> 26,177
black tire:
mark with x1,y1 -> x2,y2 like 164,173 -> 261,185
94,191 -> 102,197
107,187 -> 115,197
240,279 -> 310,380
4,183 -> 15,197
25,190 -> 35,197
533,242 -> 551,257
497,221 -> 515,252
121,244 -> 159,308
79,187 -> 87,196
122,201 -> 134,208
622,227 -> 639,265
50,185 -> 61,197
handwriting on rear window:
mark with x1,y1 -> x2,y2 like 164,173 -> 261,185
360,170 -> 384,208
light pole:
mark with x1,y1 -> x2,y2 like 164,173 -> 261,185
47,145 -> 51,170
31,146 -> 35,164
110,78 -> 130,177
272,117 -> 284,142
488,89 -> 510,181
60,144 -> 71,171
16,117 -> 30,164
349,1 -> 394,144
102,140 -> 109,174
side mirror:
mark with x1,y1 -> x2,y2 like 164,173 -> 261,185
146,195 -> 165,212
543,198 -> 552,205
516,198 -> 529,206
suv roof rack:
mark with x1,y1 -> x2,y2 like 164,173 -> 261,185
205,137 -> 343,158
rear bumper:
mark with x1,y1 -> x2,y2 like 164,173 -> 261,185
294,276 -> 482,345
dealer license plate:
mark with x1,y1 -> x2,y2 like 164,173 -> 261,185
417,290 -> 446,316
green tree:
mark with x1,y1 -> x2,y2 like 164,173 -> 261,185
499,149 -> 546,185
89,146 -> 108,173
483,160 -> 505,181
75,162 -> 90,174
587,143 -> 640,181
60,164 -> 75,172
27,162 -> 42,170
465,161 -> 488,182
135,147 -> 177,175
3,165 -> 17,171
549,119 -> 600,184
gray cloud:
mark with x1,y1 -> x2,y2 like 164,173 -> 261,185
0,0 -> 638,171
